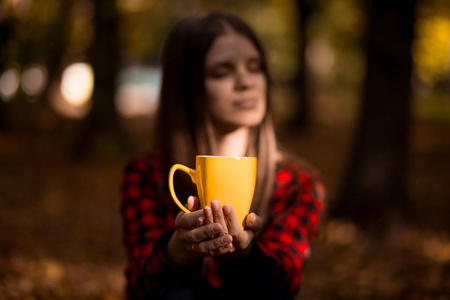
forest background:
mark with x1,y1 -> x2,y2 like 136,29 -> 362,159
1,0 -> 450,299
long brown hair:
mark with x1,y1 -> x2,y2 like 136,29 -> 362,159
154,11 -> 277,221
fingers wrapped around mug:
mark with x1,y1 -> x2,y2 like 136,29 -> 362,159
223,204 -> 262,256
203,200 -> 228,237
190,234 -> 234,257
168,197 -> 235,265
175,212 -> 232,253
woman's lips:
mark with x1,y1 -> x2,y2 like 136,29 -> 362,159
233,98 -> 258,108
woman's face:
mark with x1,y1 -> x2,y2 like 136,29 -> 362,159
204,32 -> 267,132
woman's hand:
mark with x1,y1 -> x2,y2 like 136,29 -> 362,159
202,200 -> 229,237
166,196 -> 234,266
223,204 -> 263,257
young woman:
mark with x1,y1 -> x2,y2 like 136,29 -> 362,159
121,10 -> 325,300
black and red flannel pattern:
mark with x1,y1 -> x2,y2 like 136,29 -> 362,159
121,152 -> 325,299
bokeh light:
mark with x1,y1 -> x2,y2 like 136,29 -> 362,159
306,39 -> 336,77
51,80 -> 92,119
115,66 -> 160,118
413,16 -> 450,84
10,0 -> 33,19
50,63 -> 94,119
0,66 -> 21,101
60,63 -> 94,107
21,64 -> 48,96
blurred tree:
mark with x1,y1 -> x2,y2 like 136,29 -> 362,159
74,0 -> 128,158
0,0 -> 74,130
332,0 -> 417,229
0,16 -> 12,130
293,0 -> 314,129
42,0 -> 73,106
117,0 -> 171,64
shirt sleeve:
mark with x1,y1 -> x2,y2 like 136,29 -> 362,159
257,163 -> 325,296
121,157 -> 192,299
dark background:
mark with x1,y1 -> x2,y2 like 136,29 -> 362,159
1,0 -> 449,299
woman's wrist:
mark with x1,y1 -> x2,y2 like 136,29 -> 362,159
225,237 -> 253,258
166,230 -> 200,267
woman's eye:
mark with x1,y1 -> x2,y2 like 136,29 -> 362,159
248,60 -> 262,73
208,65 -> 231,78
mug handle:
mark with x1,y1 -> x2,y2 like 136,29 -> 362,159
168,164 -> 196,214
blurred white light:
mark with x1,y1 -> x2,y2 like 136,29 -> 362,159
116,83 -> 159,118
50,81 -> 92,119
60,63 -> 94,107
0,67 -> 21,101
115,66 -> 160,118
22,64 -> 48,96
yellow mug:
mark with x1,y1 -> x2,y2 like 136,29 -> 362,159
168,155 -> 257,228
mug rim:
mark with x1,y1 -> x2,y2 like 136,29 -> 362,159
196,155 -> 256,159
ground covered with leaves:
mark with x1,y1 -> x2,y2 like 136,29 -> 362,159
1,118 -> 449,299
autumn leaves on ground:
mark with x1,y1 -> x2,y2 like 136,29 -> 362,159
1,119 -> 450,299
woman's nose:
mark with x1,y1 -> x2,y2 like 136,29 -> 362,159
234,68 -> 253,91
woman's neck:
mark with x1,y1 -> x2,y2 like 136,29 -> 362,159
213,126 -> 250,157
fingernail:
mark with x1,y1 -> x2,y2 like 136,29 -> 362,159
222,235 -> 232,244
213,223 -> 221,233
223,204 -> 231,215
204,206 -> 211,216
211,200 -> 220,210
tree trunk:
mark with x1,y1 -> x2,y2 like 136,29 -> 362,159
331,0 -> 416,229
74,0 -> 128,159
291,0 -> 313,129
43,0 -> 73,106
0,17 -> 13,130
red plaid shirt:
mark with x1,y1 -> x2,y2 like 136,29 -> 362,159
121,152 -> 325,299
